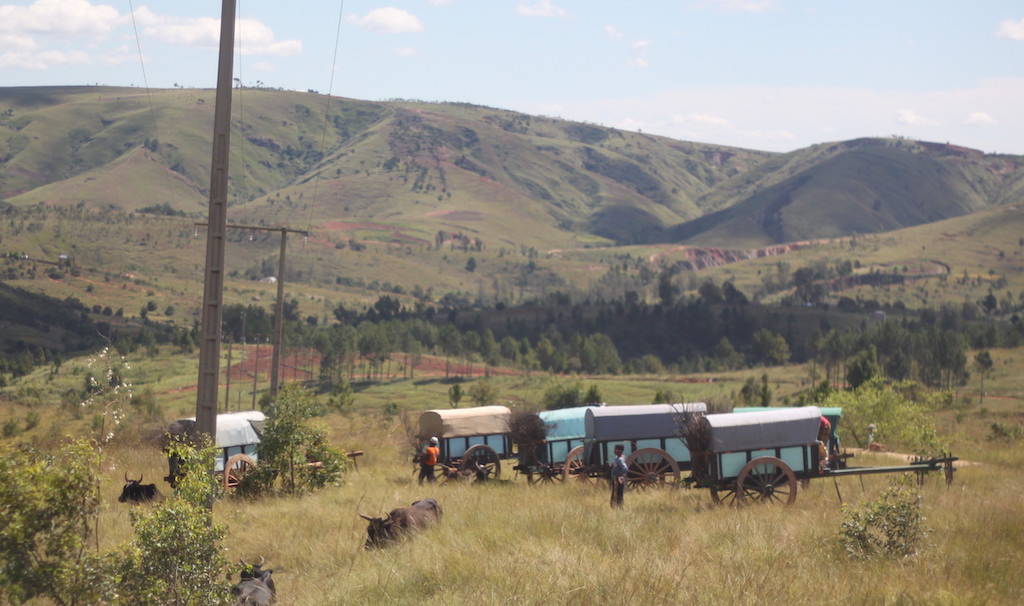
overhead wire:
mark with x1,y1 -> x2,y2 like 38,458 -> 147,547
127,0 -> 160,143
305,0 -> 348,236
234,0 -> 249,213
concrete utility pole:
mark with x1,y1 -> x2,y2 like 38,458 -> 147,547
268,227 -> 309,401
195,0 -> 236,447
196,223 -> 308,403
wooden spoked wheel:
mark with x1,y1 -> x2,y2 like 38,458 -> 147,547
460,444 -> 501,480
562,446 -> 595,485
736,456 -> 797,505
526,464 -> 562,486
223,454 -> 256,490
625,448 -> 680,490
710,481 -> 741,507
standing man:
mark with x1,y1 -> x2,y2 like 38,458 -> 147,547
610,443 -> 628,508
419,436 -> 440,485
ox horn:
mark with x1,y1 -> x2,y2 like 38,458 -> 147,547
258,555 -> 265,567
124,471 -> 129,482
359,513 -> 375,521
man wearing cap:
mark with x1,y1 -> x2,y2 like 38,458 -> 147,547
610,443 -> 628,508
419,437 -> 440,485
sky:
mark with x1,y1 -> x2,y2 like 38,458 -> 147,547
1,0 -> 1023,154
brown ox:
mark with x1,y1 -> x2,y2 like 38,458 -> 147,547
359,498 -> 443,548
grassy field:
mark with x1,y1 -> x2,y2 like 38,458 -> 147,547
3,343 -> 1023,605
90,412 -> 1023,606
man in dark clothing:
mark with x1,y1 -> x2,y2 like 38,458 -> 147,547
610,444 -> 627,508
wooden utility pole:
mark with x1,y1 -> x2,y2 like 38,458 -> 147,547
195,0 -> 236,447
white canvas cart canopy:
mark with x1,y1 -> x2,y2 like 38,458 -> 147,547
182,410 -> 265,449
705,406 -> 821,453
584,403 -> 707,441
419,406 -> 511,439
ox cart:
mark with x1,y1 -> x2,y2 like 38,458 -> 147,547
685,406 -> 957,506
732,405 -> 849,469
417,405 -> 513,481
164,410 -> 265,490
514,403 -> 707,489
512,406 -> 589,485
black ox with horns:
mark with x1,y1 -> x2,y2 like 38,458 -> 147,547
233,557 -> 276,605
360,498 -> 443,548
118,472 -> 163,504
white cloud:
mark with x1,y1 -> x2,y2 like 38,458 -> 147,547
395,46 -> 418,57
604,25 -> 624,39
704,0 -> 781,14
896,109 -> 937,126
996,19 -> 1024,40
0,34 -> 39,52
131,8 -> 300,56
349,8 -> 424,34
965,111 -> 995,125
523,78 -> 1024,154
0,0 -> 119,38
0,49 -> 91,69
675,113 -> 732,126
628,39 -> 650,68
516,1 -> 570,18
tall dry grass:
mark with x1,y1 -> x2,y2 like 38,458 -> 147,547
86,412 -> 1024,606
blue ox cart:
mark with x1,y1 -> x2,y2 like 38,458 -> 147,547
417,405 -> 513,481
515,403 -> 707,489
164,410 -> 265,490
685,406 -> 957,506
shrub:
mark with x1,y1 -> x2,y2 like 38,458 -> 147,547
988,421 -> 1024,442
0,439 -> 111,605
117,438 -> 236,605
839,480 -> 928,560
823,378 -> 945,454
240,384 -> 349,496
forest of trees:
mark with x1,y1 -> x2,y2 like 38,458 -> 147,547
2,278 -> 1022,396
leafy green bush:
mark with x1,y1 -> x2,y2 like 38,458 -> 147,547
988,421 -> 1024,442
117,438 -> 235,605
240,384 -> 349,496
839,481 -> 929,560
0,439 -> 111,605
823,378 -> 945,454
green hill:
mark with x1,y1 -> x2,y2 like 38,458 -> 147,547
1,86 -> 1023,332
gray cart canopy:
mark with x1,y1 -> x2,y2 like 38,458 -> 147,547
418,405 -> 511,439
170,410 -> 265,473
584,403 -> 708,441
704,406 -> 821,453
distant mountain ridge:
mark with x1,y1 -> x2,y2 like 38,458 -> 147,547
1,86 -> 1022,251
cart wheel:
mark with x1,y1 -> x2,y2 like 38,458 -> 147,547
461,444 -> 501,481
223,454 -> 256,490
710,481 -> 742,507
527,464 -> 562,486
737,456 -> 797,505
563,446 -> 595,485
626,448 -> 680,490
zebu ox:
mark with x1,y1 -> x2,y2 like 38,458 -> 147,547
233,557 -> 276,605
360,498 -> 443,549
118,472 -> 163,504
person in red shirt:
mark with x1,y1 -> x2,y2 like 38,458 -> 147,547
419,437 -> 440,484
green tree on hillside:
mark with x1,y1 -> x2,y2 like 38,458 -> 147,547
974,350 -> 993,405
846,345 -> 880,389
